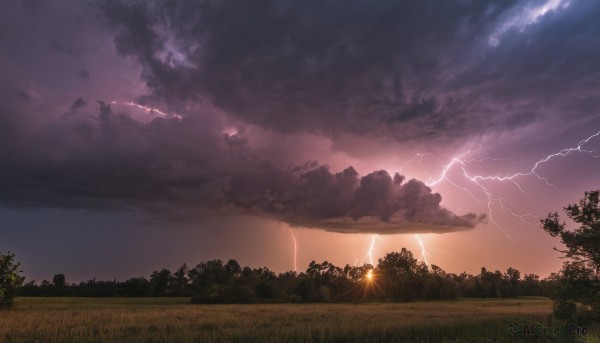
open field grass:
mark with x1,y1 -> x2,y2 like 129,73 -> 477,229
0,297 -> 595,342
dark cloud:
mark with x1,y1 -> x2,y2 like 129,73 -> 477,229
0,100 -> 483,234
70,97 -> 87,110
14,89 -> 34,102
97,0 -> 600,147
6,0 -> 600,236
98,0 -> 519,141
453,1 -> 600,121
49,40 -> 84,56
78,70 -> 91,80
276,167 -> 485,233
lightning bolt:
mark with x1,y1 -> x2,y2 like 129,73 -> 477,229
398,153 -> 428,172
110,101 -> 182,120
367,235 -> 377,266
414,234 -> 429,265
291,230 -> 298,273
458,130 -> 600,194
360,234 -> 377,267
380,129 -> 599,267
276,220 -> 299,273
425,151 -> 471,187
422,129 -> 600,240
363,233 -> 437,267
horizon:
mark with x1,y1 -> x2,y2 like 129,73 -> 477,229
15,243 -> 559,285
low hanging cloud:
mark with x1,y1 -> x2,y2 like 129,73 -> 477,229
0,99 -> 484,234
255,165 -> 486,234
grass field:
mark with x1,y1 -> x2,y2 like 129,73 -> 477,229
0,297 -> 595,342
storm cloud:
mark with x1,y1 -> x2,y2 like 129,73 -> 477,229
4,0 -> 600,235
100,0 -> 504,139
0,98 -> 483,233
98,0 -> 600,144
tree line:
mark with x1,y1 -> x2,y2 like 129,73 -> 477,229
17,248 -> 552,303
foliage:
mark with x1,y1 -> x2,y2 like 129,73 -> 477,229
18,248 -> 550,303
541,190 -> 600,322
0,251 -> 25,307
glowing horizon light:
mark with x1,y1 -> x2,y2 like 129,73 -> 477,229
366,269 -> 374,281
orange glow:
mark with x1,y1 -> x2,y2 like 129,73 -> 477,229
366,269 -> 374,281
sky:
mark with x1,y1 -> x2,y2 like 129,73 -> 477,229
1,0 -> 599,283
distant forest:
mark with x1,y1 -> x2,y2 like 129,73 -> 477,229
18,248 -> 554,303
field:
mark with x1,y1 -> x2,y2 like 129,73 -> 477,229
0,297 -> 595,342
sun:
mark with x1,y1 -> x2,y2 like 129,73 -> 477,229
366,269 -> 374,281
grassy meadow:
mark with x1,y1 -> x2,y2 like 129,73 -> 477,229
0,297 -> 595,342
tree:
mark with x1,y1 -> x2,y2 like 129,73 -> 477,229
172,264 -> 190,296
224,260 -> 242,276
541,190 -> 600,321
377,248 -> 428,278
424,265 -> 458,300
189,260 -> 227,292
0,251 -> 25,307
504,267 -> 521,297
119,277 -> 151,297
149,269 -> 173,296
52,274 -> 66,288
376,248 -> 428,301
521,273 -> 542,296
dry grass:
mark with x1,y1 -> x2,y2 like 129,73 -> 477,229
0,297 -> 587,342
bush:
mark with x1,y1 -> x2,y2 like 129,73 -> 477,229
0,251 -> 25,307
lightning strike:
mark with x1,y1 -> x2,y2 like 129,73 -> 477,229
462,130 -> 600,192
365,235 -> 377,266
414,234 -> 429,265
110,101 -> 182,120
398,153 -> 428,172
277,220 -> 299,273
426,151 -> 471,187
291,231 -> 298,273
421,129 -> 600,239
